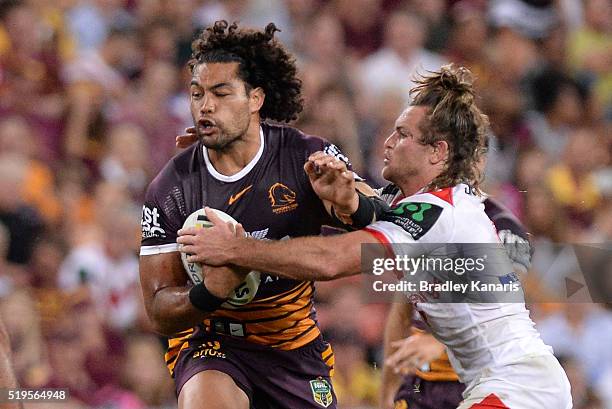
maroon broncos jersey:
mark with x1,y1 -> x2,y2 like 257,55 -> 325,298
140,123 -> 351,373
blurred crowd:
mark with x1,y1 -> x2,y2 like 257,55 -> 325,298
0,0 -> 609,408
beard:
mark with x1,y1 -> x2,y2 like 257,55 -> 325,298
194,107 -> 251,151
382,162 -> 418,186
197,122 -> 244,151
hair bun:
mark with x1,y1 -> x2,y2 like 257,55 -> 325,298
264,23 -> 280,41
211,20 -> 229,34
439,64 -> 474,103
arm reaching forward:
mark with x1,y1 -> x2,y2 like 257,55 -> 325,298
177,207 -> 384,282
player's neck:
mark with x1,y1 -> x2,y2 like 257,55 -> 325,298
399,179 -> 429,197
207,121 -> 262,175
398,170 -> 440,197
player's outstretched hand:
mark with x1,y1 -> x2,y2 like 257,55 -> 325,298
385,332 -> 445,375
176,127 -> 198,148
304,151 -> 358,215
177,207 -> 246,266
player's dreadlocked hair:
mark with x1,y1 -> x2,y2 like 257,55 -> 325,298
189,20 -> 303,122
409,64 -> 489,192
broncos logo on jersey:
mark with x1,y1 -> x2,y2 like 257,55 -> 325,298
268,183 -> 298,214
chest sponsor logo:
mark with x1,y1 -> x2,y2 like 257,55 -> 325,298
381,202 -> 443,240
141,205 -> 166,238
309,378 -> 333,408
228,184 -> 253,205
268,183 -> 298,214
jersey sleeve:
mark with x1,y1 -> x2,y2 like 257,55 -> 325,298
322,142 -> 365,181
140,165 -> 186,256
484,198 -> 532,274
376,183 -> 402,205
301,133 -> 363,181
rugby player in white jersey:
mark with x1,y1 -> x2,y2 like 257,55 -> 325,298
178,65 -> 572,409
378,138 -> 534,409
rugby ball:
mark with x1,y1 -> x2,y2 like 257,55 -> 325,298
180,208 -> 261,308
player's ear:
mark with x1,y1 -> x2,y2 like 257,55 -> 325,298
249,87 -> 265,114
429,140 -> 449,165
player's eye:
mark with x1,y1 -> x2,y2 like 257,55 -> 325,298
191,91 -> 202,99
402,130 -> 415,139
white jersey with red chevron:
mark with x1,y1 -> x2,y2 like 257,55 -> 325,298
366,183 -> 571,408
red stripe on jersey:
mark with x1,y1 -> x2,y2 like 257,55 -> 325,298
469,394 -> 510,408
427,187 -> 454,206
364,227 -> 390,244
363,227 -> 395,258
391,194 -> 405,207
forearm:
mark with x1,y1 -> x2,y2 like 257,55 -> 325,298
140,253 -> 214,337
148,286 -> 210,336
181,221 -> 379,281
331,189 -> 390,231
380,301 -> 412,408
228,234 -> 363,281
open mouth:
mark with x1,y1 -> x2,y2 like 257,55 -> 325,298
198,119 -> 217,135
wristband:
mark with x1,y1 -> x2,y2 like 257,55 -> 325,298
332,191 -> 389,230
189,283 -> 225,312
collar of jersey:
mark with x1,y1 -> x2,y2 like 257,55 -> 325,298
202,126 -> 265,182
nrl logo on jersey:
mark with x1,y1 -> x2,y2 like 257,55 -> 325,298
309,378 -> 333,408
141,205 -> 166,238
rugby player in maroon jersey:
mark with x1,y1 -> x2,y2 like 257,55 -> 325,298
139,21 -> 385,409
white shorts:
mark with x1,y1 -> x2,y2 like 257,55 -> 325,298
457,354 -> 572,409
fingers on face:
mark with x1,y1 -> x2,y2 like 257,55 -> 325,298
176,134 -> 198,148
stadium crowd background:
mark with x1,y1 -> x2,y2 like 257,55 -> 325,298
0,0 -> 609,407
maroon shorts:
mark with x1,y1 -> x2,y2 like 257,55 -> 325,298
173,333 -> 336,409
394,374 -> 465,409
